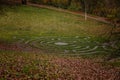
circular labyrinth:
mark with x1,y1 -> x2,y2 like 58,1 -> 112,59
15,36 -> 115,55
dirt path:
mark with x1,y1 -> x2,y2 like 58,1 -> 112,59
28,3 -> 110,24
0,42 -> 41,53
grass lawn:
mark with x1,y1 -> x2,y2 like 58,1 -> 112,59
0,5 -> 112,39
0,5 -> 115,55
0,5 -> 120,79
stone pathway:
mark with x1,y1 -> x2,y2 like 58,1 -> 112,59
15,36 -> 116,55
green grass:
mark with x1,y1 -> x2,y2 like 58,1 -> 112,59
1,5 -> 119,55
0,5 -> 116,55
0,5 -> 112,42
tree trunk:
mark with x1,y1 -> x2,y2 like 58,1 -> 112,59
22,0 -> 27,5
68,0 -> 72,6
84,0 -> 87,20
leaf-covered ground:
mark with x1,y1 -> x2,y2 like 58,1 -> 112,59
0,51 -> 120,80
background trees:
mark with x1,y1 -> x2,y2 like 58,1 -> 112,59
29,0 -> 120,23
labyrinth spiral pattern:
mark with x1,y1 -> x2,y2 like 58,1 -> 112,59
16,36 -> 115,55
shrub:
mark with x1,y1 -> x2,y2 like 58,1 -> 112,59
68,0 -> 81,11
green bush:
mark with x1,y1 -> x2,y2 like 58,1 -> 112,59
50,0 -> 70,8
68,0 -> 81,11
30,0 -> 43,4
